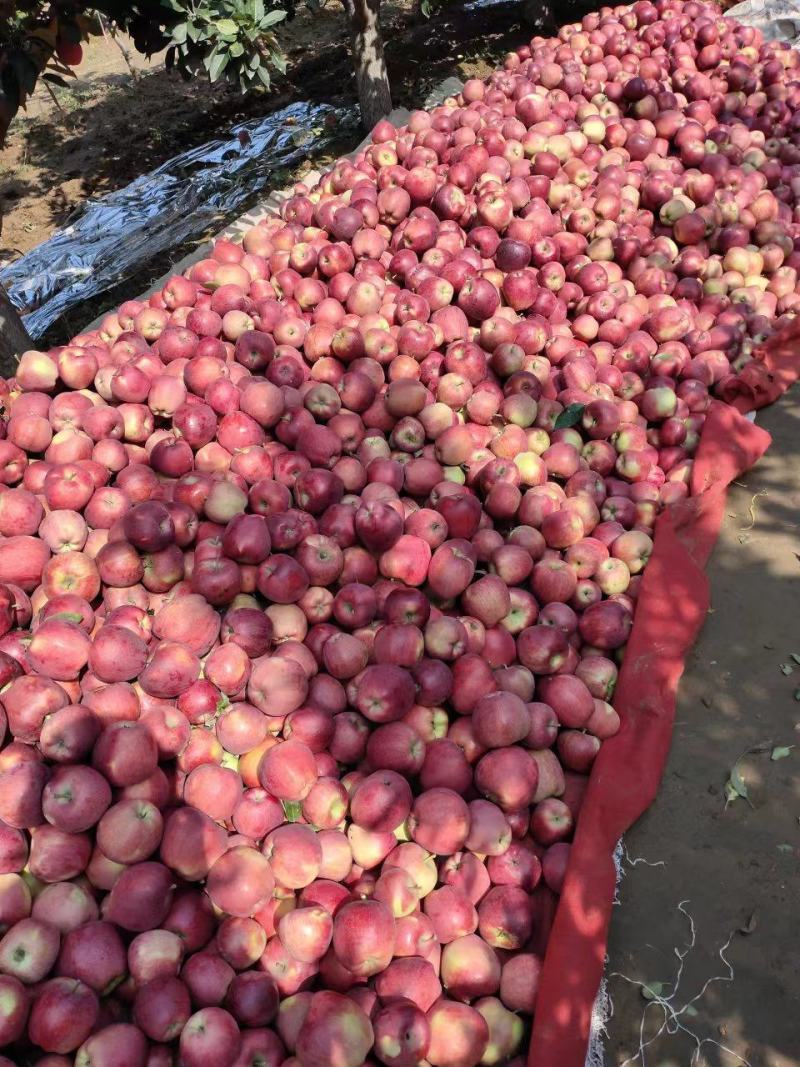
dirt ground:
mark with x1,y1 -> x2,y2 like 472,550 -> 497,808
603,388 -> 800,1067
1,6 -> 798,1062
0,0 -> 530,265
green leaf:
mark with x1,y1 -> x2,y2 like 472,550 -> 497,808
794,689 -> 800,701
261,9 -> 288,27
777,843 -> 793,853
641,982 -> 663,1001
781,663 -> 794,676
282,800 -> 302,822
206,50 -> 230,80
771,746 -> 793,761
256,64 -> 271,87
790,653 -> 800,664
41,73 -> 71,88
216,18 -> 239,34
171,22 -> 188,44
684,1004 -> 699,1018
270,49 -> 287,74
230,41 -> 244,57
254,0 -> 265,17
554,403 -> 585,430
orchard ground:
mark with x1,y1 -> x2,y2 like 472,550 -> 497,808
0,0 -> 545,346
0,3 -> 799,1064
604,387 -> 800,1067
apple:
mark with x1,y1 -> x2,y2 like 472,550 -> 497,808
499,952 -> 541,1013
332,899 -> 395,977
179,1007 -> 242,1067
136,977 -> 190,1037
206,846 -> 275,918
426,1000 -> 489,1067
295,990 -> 373,1067
531,798 -> 574,846
373,998 -> 431,1066
74,1023 -> 149,1067
408,788 -> 470,855
27,977 -> 98,1054
31,882 -> 98,934
263,824 -> 322,889
104,861 -> 174,932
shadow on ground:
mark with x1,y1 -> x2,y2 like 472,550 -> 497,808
603,387 -> 800,1067
4,0 -> 545,346
2,0 -> 529,261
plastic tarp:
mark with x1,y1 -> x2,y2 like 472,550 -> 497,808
726,0 -> 800,43
527,323 -> 800,1067
0,100 -> 357,340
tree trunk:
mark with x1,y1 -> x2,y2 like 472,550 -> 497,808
344,0 -> 393,132
0,285 -> 32,377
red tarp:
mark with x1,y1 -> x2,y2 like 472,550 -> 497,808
528,325 -> 800,1067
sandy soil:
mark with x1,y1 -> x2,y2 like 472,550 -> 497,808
603,388 -> 800,1067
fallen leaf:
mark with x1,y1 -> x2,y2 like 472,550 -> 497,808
780,664 -> 794,676
777,844 -> 793,853
739,912 -> 757,935
641,981 -> 664,1001
724,780 -> 740,808
791,654 -> 800,665
730,764 -> 749,799
771,746 -> 793,761
684,1004 -> 699,1018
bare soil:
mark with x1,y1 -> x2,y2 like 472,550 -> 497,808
0,0 -> 529,265
603,389 -> 800,1067
1,6 -> 797,1061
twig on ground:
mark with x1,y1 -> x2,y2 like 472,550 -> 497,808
740,489 -> 767,533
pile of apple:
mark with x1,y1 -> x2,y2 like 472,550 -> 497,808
0,1 -> 797,1064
